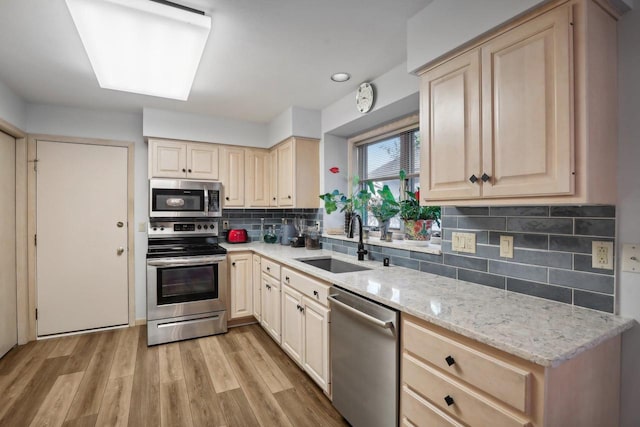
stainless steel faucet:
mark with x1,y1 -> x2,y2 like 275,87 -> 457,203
351,214 -> 368,261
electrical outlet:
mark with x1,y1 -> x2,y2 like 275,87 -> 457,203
500,235 -> 514,258
315,221 -> 321,231
592,241 -> 614,270
222,220 -> 230,230
452,232 -> 476,254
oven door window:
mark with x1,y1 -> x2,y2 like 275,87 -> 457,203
152,189 -> 204,212
157,264 -> 218,305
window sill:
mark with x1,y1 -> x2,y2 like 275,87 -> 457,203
322,233 -> 442,255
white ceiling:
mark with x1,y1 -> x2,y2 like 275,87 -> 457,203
0,0 -> 431,123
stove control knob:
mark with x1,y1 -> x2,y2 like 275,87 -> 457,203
160,227 -> 165,231
197,225 -> 202,230
153,227 -> 157,231
203,225 -> 208,229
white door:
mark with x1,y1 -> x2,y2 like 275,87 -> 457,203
36,141 -> 129,336
0,131 -> 17,357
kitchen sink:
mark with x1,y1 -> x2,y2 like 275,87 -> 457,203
296,257 -> 371,273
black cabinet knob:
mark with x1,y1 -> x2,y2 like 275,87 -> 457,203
225,196 -> 230,201
182,168 -> 186,172
273,197 -> 276,201
267,266 -> 271,271
232,262 -> 236,266
445,355 -> 455,366
287,195 -> 292,199
481,173 -> 491,182
469,174 -> 478,184
188,169 -> 192,173
285,276 -> 290,282
444,395 -> 455,406
313,290 -> 319,296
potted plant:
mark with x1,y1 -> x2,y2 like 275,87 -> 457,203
367,183 -> 400,240
319,176 -> 371,235
399,170 -> 440,241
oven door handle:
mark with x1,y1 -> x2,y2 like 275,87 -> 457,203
147,256 -> 227,267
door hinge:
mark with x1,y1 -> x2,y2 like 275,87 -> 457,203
28,158 -> 39,172
35,308 -> 38,320
34,234 -> 37,246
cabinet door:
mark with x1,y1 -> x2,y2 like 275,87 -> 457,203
229,253 -> 252,319
420,50 -> 481,201
269,148 -> 278,207
187,143 -> 219,180
221,147 -> 245,207
261,274 -> 281,343
302,296 -> 330,392
281,284 -> 303,364
252,255 -> 261,320
481,5 -> 573,197
150,140 -> 187,178
246,149 -> 270,207
277,140 -> 294,206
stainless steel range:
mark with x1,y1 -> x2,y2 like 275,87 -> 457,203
146,219 -> 228,346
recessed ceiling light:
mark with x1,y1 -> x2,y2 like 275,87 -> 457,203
331,72 -> 351,82
65,0 -> 211,101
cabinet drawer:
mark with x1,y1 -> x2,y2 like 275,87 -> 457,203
261,258 -> 280,279
281,267 -> 329,305
403,318 -> 530,412
403,354 -> 531,427
402,385 -> 464,427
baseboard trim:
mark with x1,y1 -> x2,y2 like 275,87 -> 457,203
228,316 -> 258,328
135,319 -> 147,326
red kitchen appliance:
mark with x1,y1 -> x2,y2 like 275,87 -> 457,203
226,229 -> 248,243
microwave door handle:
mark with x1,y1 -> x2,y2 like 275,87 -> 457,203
204,189 -> 210,216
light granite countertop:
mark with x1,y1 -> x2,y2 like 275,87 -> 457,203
222,242 -> 634,367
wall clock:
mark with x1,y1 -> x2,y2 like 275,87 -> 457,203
356,82 -> 374,113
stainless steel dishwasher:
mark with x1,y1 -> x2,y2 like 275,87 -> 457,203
328,286 -> 399,427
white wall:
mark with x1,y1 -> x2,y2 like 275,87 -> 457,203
321,134 -> 350,230
143,107 -> 268,148
617,5 -> 640,425
0,79 -> 26,131
407,0 -> 546,73
322,62 -> 419,136
26,104 -> 149,320
268,106 -> 322,146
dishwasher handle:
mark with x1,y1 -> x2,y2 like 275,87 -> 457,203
328,294 -> 394,329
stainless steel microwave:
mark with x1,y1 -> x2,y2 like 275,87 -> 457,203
149,179 -> 222,218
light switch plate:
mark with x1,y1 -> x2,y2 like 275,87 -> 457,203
452,232 -> 476,254
621,244 -> 640,273
592,241 -> 614,270
500,235 -> 514,258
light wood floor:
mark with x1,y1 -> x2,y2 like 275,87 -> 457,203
0,324 -> 348,427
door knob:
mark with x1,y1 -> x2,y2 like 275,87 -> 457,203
116,221 -> 124,228
116,247 -> 125,255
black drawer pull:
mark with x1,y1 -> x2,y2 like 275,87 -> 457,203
232,262 -> 236,266
188,168 -> 192,173
481,173 -> 491,182
182,168 -> 186,172
444,395 -> 455,406
469,174 -> 478,183
313,290 -> 319,297
445,355 -> 455,366
285,276 -> 290,282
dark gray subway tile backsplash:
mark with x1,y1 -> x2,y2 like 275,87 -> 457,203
221,208 -> 322,241
321,204 -> 616,314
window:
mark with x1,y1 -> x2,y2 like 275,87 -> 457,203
355,127 -> 420,229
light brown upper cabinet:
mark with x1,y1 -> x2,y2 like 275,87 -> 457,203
419,0 -> 618,205
220,146 -> 245,207
246,148 -> 271,207
148,138 -> 219,180
271,137 -> 320,209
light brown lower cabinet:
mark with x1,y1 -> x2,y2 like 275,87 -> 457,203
228,252 -> 253,320
401,313 -> 621,427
